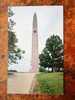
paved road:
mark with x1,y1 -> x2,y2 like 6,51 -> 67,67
7,72 -> 36,94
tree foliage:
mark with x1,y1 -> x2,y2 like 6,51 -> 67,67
39,35 -> 63,72
8,8 -> 25,64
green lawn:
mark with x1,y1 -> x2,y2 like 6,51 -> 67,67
33,72 -> 64,95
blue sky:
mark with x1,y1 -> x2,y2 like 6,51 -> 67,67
8,6 -> 63,72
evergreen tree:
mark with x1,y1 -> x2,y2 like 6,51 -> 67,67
39,35 -> 63,72
8,8 -> 25,64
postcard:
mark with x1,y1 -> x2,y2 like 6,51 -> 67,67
8,6 -> 64,95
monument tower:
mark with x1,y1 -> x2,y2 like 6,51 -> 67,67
31,13 -> 38,72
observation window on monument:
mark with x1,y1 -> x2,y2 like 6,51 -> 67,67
8,6 -> 64,95
34,30 -> 37,33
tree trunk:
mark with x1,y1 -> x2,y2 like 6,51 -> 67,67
52,67 -> 53,72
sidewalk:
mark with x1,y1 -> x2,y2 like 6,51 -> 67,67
7,72 -> 36,94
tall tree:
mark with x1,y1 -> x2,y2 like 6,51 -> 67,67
8,8 -> 25,64
39,35 -> 63,72
39,48 -> 51,70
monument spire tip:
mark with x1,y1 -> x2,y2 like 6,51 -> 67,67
34,12 -> 37,16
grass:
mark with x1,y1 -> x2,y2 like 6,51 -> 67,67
33,72 -> 64,95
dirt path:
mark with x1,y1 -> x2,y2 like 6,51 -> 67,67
7,72 -> 36,94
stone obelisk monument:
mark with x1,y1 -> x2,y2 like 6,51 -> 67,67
31,13 -> 38,72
